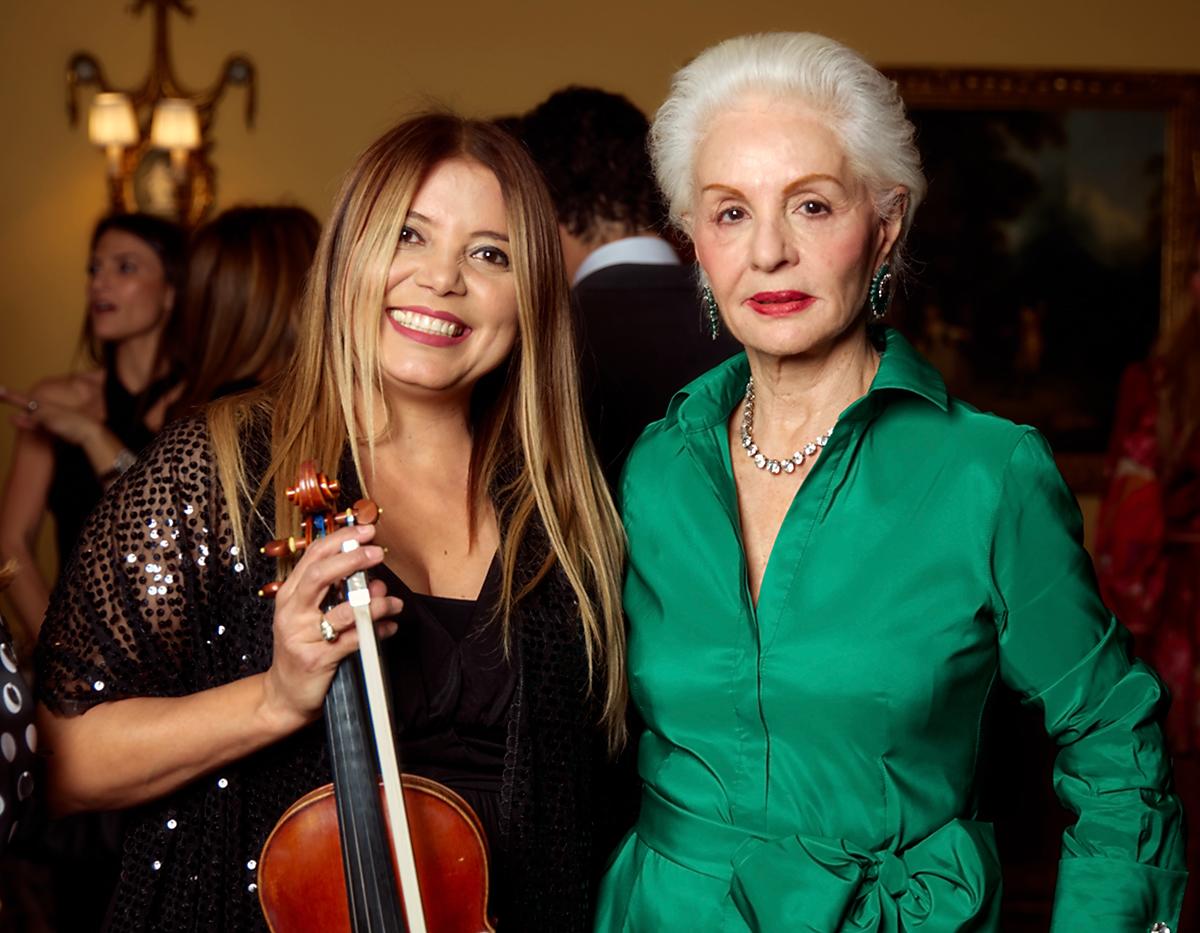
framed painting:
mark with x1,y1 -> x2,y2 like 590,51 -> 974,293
881,67 -> 1200,491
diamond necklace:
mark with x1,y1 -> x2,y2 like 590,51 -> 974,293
740,377 -> 834,476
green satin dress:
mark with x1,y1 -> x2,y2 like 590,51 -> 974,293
595,330 -> 1187,932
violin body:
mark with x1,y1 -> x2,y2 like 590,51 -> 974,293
256,462 -> 494,932
259,774 -> 494,933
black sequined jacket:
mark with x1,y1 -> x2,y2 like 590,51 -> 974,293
37,413 -> 618,932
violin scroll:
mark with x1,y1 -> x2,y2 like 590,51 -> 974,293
285,462 -> 341,513
257,461 -> 380,599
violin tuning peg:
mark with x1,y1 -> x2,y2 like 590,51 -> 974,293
332,499 -> 379,528
258,581 -> 283,599
261,536 -> 306,558
352,498 -> 379,525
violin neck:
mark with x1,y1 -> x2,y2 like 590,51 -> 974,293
324,657 -> 408,933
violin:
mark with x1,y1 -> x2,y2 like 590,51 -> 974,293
255,462 -> 495,933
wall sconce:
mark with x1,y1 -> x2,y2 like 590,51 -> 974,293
88,93 -> 139,175
66,0 -> 257,226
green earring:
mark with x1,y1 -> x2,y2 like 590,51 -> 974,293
869,263 -> 893,321
701,286 -> 720,340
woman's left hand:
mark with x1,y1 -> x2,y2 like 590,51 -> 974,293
0,385 -> 103,446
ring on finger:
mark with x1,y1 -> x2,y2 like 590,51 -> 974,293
25,399 -> 38,413
319,617 -> 338,643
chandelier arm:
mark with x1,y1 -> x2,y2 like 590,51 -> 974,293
147,0 -> 195,102
65,53 -> 114,126
195,56 -> 257,129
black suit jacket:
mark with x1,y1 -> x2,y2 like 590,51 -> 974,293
573,262 -> 742,486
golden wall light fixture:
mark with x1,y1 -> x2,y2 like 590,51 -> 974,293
66,0 -> 257,226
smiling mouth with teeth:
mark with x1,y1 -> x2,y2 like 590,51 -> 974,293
388,309 -> 466,338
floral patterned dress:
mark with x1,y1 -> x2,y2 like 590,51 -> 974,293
1095,361 -> 1200,753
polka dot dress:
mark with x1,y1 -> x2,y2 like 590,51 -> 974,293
0,615 -> 35,852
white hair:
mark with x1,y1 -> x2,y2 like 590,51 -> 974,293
650,32 -> 926,274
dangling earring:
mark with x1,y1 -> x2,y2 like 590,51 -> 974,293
869,263 -> 893,321
701,286 -> 721,341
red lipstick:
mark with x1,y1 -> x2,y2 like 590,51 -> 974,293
746,291 -> 816,316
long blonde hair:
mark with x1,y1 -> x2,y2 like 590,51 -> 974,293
208,113 -> 628,748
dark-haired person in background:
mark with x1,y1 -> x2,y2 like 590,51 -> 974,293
0,213 -> 186,932
0,213 -> 187,649
1095,235 -> 1200,928
518,87 -> 739,482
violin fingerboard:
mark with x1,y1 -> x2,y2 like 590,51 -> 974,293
324,658 -> 409,932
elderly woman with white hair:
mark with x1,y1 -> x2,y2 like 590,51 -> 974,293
595,32 -> 1186,933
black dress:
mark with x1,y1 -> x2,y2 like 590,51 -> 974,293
376,558 -> 516,894
37,412 -> 619,932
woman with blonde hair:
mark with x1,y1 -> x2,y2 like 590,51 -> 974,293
595,32 -> 1185,931
36,113 -> 626,932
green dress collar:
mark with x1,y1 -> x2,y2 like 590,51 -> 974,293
663,327 -> 949,437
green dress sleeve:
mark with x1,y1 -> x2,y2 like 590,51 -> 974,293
989,429 -> 1187,932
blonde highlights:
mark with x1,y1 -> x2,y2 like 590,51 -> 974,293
209,114 -> 628,749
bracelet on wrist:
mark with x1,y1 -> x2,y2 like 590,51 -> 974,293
101,447 -> 137,485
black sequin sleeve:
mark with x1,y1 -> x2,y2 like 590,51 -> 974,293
37,414 -> 245,714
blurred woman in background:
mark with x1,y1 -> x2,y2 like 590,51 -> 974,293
1097,238 -> 1200,755
0,213 -> 186,648
165,205 -> 320,420
1096,237 -> 1200,927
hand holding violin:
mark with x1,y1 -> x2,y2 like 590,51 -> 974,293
260,521 -> 403,732
256,464 -> 495,932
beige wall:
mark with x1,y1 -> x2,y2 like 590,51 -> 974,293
1,0 -> 1198,587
